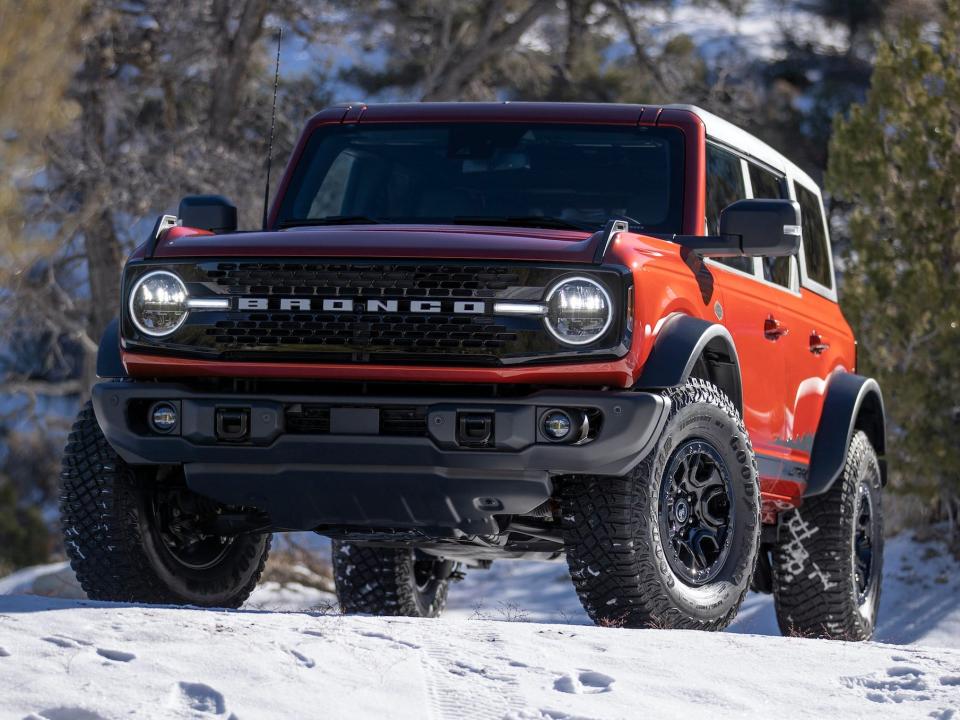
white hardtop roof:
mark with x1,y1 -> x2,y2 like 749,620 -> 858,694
666,104 -> 820,192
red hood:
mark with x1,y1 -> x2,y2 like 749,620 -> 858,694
146,224 -> 601,263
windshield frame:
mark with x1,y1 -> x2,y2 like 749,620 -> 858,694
273,121 -> 686,235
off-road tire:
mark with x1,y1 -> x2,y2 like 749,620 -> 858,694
772,430 -> 883,640
333,542 -> 452,617
60,402 -> 270,607
561,378 -> 760,630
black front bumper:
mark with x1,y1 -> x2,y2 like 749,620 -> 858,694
92,381 -> 667,533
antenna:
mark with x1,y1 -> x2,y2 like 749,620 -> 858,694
262,26 -> 282,230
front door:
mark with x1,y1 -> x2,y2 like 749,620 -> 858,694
704,143 -> 787,466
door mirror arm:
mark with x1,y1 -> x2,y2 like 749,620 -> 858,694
669,199 -> 802,258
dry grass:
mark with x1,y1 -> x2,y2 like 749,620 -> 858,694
261,536 -> 335,595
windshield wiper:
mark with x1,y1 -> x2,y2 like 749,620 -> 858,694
278,215 -> 381,228
451,215 -> 597,232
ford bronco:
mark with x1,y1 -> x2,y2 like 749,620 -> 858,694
60,102 -> 886,638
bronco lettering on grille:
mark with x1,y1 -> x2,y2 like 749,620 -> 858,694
236,297 -> 487,313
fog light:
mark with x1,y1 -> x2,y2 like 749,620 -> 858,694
150,402 -> 178,433
542,410 -> 572,441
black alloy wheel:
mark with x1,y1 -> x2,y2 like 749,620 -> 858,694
148,486 -> 236,572
658,440 -> 735,586
854,481 -> 879,606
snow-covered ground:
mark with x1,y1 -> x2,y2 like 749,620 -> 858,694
1,532 -> 958,719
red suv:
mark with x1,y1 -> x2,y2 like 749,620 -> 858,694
60,103 -> 886,639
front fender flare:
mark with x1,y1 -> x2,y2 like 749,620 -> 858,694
805,372 -> 885,497
634,314 -> 743,414
96,318 -> 126,379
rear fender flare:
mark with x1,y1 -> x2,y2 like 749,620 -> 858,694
634,314 -> 743,415
805,372 -> 885,497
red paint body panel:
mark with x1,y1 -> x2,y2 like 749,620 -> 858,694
121,351 -> 639,387
152,225 -> 598,262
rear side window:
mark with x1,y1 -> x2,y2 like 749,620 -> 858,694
794,182 -> 833,289
706,144 -> 751,274
748,164 -> 791,288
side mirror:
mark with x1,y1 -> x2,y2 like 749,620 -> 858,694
672,199 -> 801,258
178,195 -> 237,233
719,199 -> 801,257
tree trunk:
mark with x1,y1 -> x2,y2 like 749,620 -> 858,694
76,29 -> 124,345
421,0 -> 554,101
208,0 -> 270,139
549,0 -> 591,99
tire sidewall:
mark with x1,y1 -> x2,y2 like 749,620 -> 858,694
645,397 -> 759,622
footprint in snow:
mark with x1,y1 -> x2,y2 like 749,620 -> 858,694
0,646 -> 9,657
357,630 -> 421,649
97,648 -> 136,663
553,670 -> 615,695
42,636 -> 90,649
30,707 -> 107,720
290,649 -> 315,668
176,682 -> 227,715
845,664 -> 932,704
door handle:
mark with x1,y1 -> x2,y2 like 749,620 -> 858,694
809,332 -> 830,355
764,315 -> 789,341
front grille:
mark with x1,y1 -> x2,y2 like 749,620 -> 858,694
206,263 -> 522,299
123,260 -> 627,365
284,404 -> 428,436
205,313 -> 517,351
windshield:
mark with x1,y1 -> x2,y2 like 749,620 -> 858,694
276,122 -> 684,234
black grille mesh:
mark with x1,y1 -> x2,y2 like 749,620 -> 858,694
206,263 -> 522,298
206,313 -> 518,350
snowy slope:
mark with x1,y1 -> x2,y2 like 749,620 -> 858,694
1,596 -> 958,720
1,532 -> 958,719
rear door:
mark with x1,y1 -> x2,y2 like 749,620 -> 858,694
775,178 -> 848,479
740,161 -> 812,495
703,143 -> 787,465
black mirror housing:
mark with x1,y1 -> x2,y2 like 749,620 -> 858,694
178,195 -> 238,234
719,198 -> 801,257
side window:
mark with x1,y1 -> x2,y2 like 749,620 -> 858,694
706,144 -> 752,274
748,163 -> 792,288
794,182 -> 833,289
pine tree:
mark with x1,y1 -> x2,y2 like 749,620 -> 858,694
827,1 -> 960,524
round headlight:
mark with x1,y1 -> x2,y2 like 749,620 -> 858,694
129,271 -> 188,337
544,276 -> 612,346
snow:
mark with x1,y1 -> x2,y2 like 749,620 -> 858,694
1,532 -> 958,719
641,1 -> 849,63
448,531 -> 960,650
